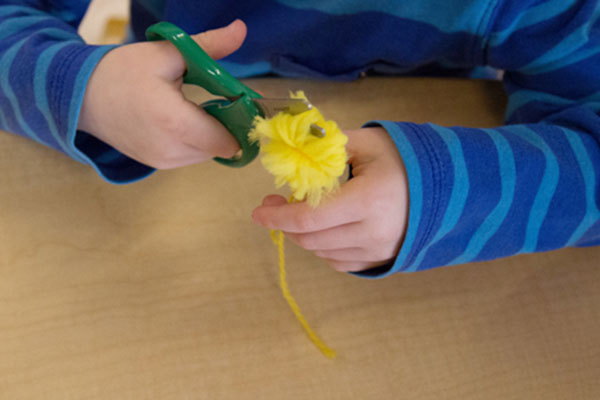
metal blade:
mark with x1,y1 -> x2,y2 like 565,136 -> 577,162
310,124 -> 326,138
252,98 -> 312,118
252,97 -> 326,138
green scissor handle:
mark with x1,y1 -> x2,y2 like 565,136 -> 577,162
145,21 -> 261,167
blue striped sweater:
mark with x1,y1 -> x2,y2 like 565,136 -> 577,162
1,0 -> 599,276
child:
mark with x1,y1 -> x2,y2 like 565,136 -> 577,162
1,1 -> 598,277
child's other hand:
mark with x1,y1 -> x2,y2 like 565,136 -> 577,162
77,20 -> 247,168
252,127 -> 409,272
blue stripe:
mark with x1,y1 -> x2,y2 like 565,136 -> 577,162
0,15 -> 51,40
449,129 -> 516,265
273,0 -> 494,35
219,60 -> 272,78
509,126 -> 559,253
562,128 -> 600,245
506,90 -> 572,120
506,90 -> 600,121
35,39 -> 82,160
519,5 -> 600,74
0,28 -> 79,149
66,46 -> 121,178
0,38 -> 45,144
488,0 -> 577,47
368,121 -> 423,275
0,106 -> 8,130
0,5 -> 46,18
50,8 -> 80,25
173,2 -> 485,81
406,125 -> 469,271
522,44 -> 600,75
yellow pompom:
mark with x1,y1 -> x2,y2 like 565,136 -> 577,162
249,91 -> 348,207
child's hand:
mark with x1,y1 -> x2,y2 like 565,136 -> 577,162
77,20 -> 247,169
252,127 -> 409,272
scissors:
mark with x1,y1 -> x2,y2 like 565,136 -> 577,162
145,22 -> 324,168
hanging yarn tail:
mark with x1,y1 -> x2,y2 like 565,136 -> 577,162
270,229 -> 337,359
251,90 -> 347,359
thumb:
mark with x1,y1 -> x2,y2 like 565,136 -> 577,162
345,127 -> 398,172
191,19 -> 247,60
344,129 -> 378,170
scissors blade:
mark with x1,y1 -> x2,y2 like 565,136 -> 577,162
251,97 -> 326,138
252,98 -> 312,118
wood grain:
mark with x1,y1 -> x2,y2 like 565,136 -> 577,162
0,78 -> 598,400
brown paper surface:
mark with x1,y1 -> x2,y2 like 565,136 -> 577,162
0,78 -> 598,399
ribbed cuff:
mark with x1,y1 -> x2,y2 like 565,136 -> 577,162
50,43 -> 155,183
352,120 -> 449,278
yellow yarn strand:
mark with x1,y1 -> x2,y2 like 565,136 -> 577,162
270,229 -> 337,359
251,91 -> 347,359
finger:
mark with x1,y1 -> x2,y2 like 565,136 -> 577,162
151,20 -> 246,81
285,222 -> 365,251
344,127 -> 399,174
178,99 -> 240,158
191,19 -> 247,60
160,20 -> 247,160
324,259 -> 386,273
262,194 -> 288,207
155,152 -> 216,169
252,177 -> 366,233
343,129 -> 376,167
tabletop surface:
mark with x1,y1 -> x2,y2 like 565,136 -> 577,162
1,78 -> 598,400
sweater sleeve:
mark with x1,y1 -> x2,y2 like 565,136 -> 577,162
358,0 -> 600,277
0,1 -> 154,183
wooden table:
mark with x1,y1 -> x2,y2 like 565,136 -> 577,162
1,78 -> 598,399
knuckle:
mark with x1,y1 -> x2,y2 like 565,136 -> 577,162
371,227 -> 392,244
313,250 -> 325,258
370,221 -> 399,244
362,187 -> 384,207
138,112 -> 187,169
144,140 -> 179,169
356,192 -> 387,220
367,241 -> 399,263
295,234 -> 315,250
293,212 -> 314,232
157,109 -> 186,140
327,260 -> 347,272
366,246 -> 389,263
150,158 -> 174,170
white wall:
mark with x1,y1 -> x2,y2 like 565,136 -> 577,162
78,0 -> 130,44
